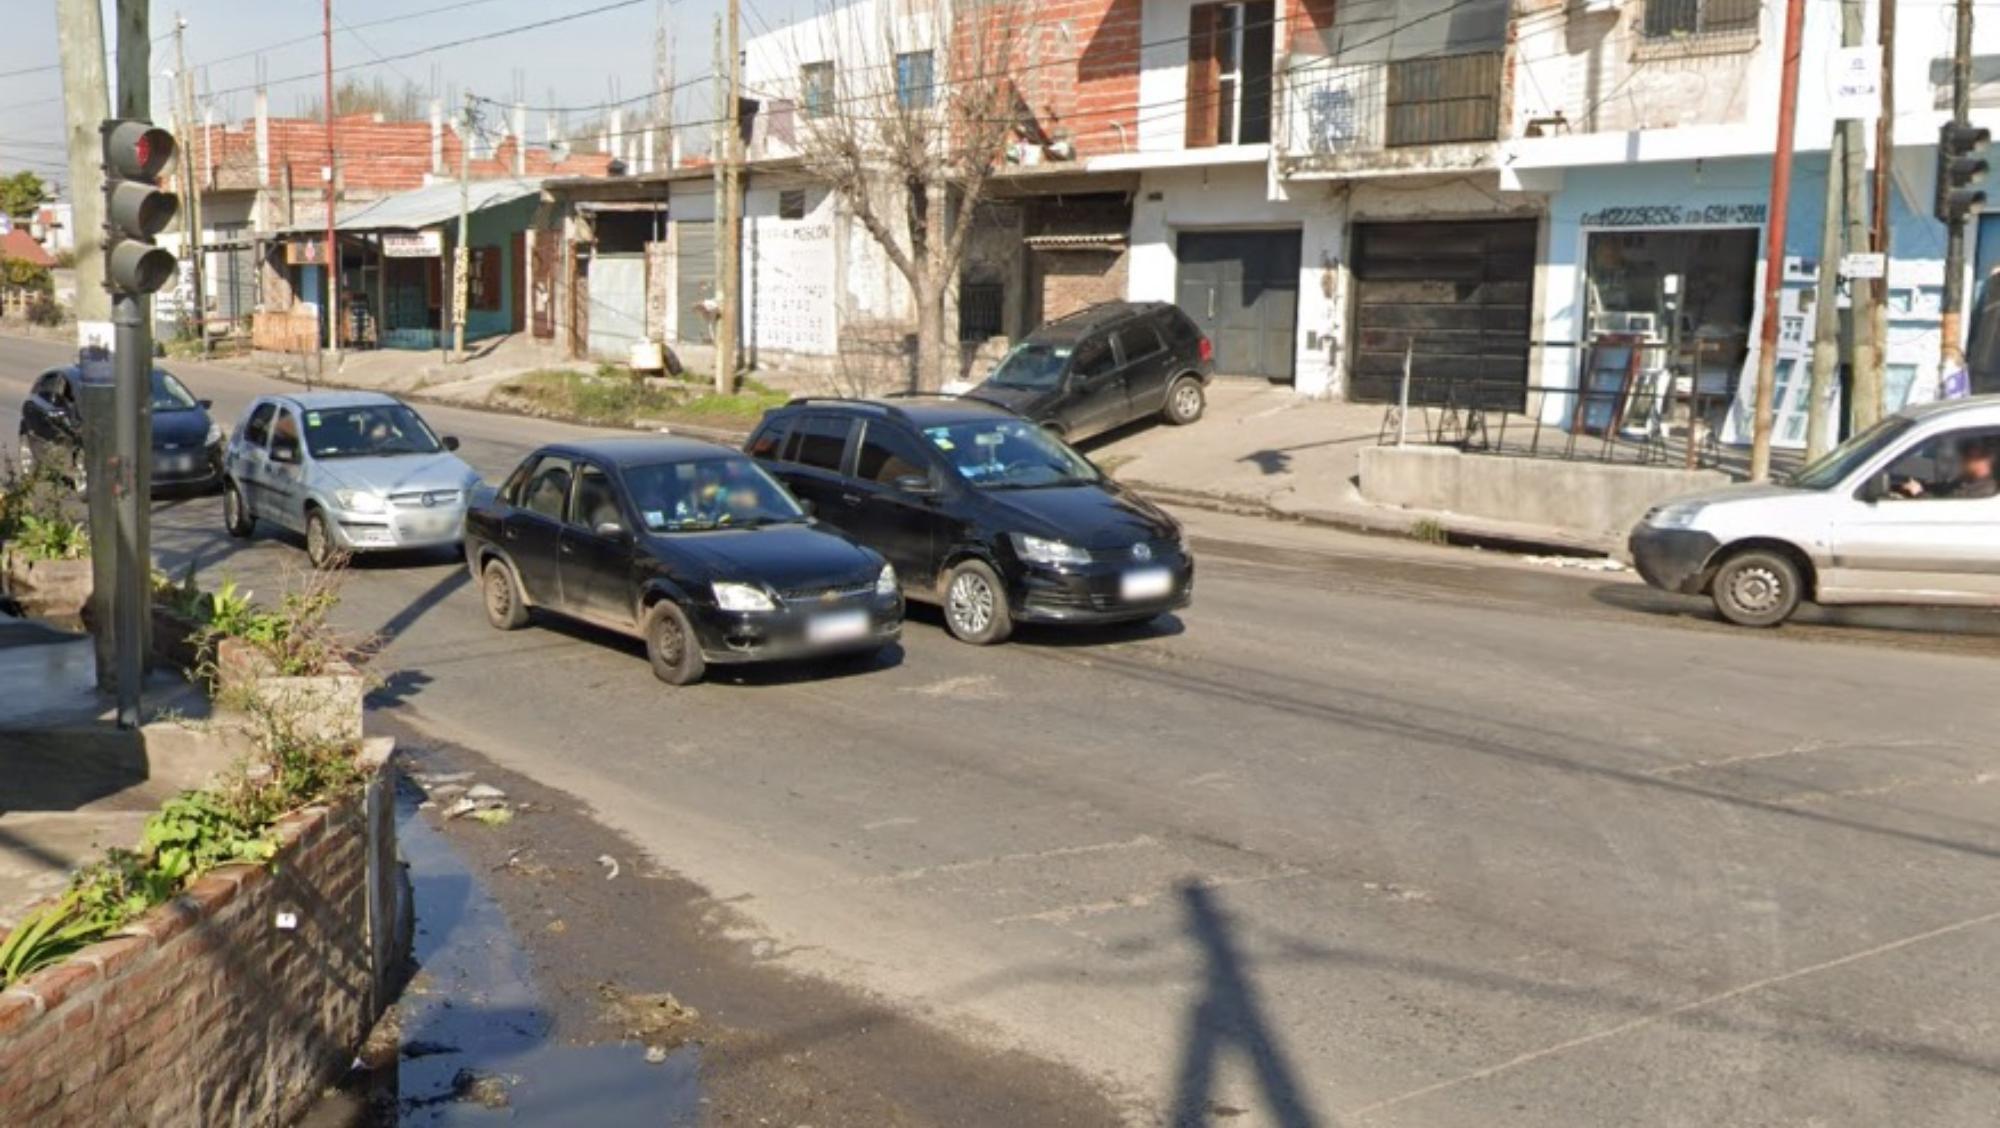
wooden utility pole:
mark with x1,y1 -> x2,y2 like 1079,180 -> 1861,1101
56,0 -> 111,351
323,0 -> 339,362
716,0 -> 743,394
453,93 -> 475,360
174,14 -> 207,346
1750,0 -> 1807,483
1859,0 -> 1896,433
1940,0 -> 1976,374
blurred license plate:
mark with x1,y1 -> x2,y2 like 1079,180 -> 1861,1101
398,513 -> 457,538
158,453 -> 196,473
807,609 -> 870,644
1121,567 -> 1173,601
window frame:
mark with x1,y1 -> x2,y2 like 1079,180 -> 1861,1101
1873,425 -> 2000,502
243,402 -> 277,448
568,461 -> 626,532
784,414 -> 856,474
520,455 -> 576,522
895,50 -> 936,111
855,421 -> 940,491
801,61 -> 835,118
1071,338 -> 1116,382
1113,322 -> 1166,366
1641,0 -> 1759,41
778,189 -> 808,221
269,407 -> 304,462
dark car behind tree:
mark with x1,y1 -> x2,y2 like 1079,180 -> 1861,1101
17,365 -> 223,494
966,301 -> 1214,442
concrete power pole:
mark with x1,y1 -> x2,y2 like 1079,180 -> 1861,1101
1807,0 -> 1874,461
1750,0 -> 1807,483
174,15 -> 206,347
1940,0 -> 1976,377
716,0 -> 743,394
1859,0 -> 1897,432
454,93 -> 476,360
1838,0 -> 1875,434
55,0 -> 111,352
323,0 -> 339,364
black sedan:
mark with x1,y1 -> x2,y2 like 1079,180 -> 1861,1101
463,436 -> 903,685
18,364 -> 224,494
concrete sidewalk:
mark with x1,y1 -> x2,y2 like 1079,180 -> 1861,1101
1084,381 -> 1623,555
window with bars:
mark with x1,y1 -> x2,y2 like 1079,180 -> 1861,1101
1642,0 -> 1758,39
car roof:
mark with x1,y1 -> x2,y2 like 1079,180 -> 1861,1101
1896,393 -> 2000,426
1026,301 -> 1173,344
537,435 -> 741,467
258,390 -> 405,411
771,394 -> 1017,428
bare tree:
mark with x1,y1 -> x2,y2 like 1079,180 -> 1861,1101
790,0 -> 1026,390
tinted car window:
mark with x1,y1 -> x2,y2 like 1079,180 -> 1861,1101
1114,323 -> 1163,362
1162,309 -> 1201,346
747,419 -> 790,460
986,342 -> 1071,390
572,465 -> 622,529
1073,340 -> 1114,380
150,371 -> 200,412
244,403 -> 276,447
921,418 -> 1099,489
857,422 -> 934,487
623,456 -> 806,531
303,403 -> 443,459
788,415 -> 851,472
523,458 -> 573,520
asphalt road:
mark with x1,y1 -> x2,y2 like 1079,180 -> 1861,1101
6,335 -> 2000,1127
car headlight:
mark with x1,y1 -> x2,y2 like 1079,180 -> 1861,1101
335,489 -> 386,514
1645,501 -> 1705,530
875,562 -> 897,596
1012,533 -> 1091,566
204,421 -> 223,447
712,581 -> 776,612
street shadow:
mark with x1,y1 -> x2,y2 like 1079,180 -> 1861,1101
1171,884 -> 1325,1128
517,613 -> 904,688
1590,582 -> 2000,639
899,603 -> 1186,647
373,564 -> 472,647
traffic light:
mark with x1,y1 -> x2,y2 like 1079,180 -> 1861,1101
100,118 -> 179,294
1936,120 -> 1991,226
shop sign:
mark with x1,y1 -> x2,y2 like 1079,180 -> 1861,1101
1839,252 -> 1886,280
381,231 -> 443,258
1829,46 -> 1882,122
286,237 -> 327,265
1579,204 -> 1767,228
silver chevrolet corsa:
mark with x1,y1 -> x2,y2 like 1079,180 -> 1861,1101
221,391 -> 481,567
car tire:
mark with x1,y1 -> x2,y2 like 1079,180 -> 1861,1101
222,480 -> 255,538
304,508 -> 340,570
1710,548 -> 1802,628
1164,375 -> 1205,426
481,558 -> 530,631
644,600 -> 706,686
943,559 -> 1013,645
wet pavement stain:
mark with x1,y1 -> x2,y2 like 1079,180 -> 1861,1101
376,790 -> 703,1125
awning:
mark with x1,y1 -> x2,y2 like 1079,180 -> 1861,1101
270,177 -> 543,237
1022,232 -> 1127,249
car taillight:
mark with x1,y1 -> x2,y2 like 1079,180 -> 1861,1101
1198,336 -> 1214,362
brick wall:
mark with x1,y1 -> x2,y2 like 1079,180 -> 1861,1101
1029,0 -> 1142,159
1035,247 -> 1130,322
0,754 -> 399,1126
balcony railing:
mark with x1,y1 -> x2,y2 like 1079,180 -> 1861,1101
1280,48 -> 1503,169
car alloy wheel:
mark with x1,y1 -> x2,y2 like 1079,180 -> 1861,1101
306,511 -> 336,569
1169,378 -> 1204,424
948,571 -> 995,637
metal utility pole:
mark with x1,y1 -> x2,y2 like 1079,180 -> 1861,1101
453,93 -> 475,360
1940,0 -> 1976,376
1750,0 -> 1807,483
716,0 -> 743,394
114,0 -> 156,728
1859,0 -> 1896,432
173,14 -> 206,346
323,0 -> 340,363
56,0 -> 115,688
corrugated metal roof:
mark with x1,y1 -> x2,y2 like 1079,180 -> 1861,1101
328,177 -> 542,232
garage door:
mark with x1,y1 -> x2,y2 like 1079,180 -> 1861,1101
1175,230 -> 1300,381
675,220 -> 715,344
586,253 -> 647,360
1349,219 -> 1535,409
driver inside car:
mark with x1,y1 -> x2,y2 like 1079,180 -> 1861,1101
1893,436 -> 1998,500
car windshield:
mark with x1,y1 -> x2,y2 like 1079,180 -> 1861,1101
302,403 -> 444,459
1787,414 -> 1918,489
922,418 -> 1101,490
623,456 -> 806,532
150,370 -> 199,413
985,343 -> 1071,390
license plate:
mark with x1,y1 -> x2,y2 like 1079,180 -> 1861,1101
806,608 -> 871,644
399,513 -> 458,538
1121,567 -> 1174,601
159,453 -> 195,473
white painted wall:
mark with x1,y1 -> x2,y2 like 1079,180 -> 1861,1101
744,184 -> 840,355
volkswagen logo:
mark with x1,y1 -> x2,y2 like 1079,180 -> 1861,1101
1131,542 -> 1153,562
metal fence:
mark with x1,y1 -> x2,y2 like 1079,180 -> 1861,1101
1281,48 -> 1503,162
1380,378 -> 1738,470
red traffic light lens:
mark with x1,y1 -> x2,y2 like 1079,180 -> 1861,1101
134,135 -> 152,169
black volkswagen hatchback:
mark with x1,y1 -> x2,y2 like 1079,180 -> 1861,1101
464,437 -> 902,685
747,397 -> 1193,645
18,365 -> 224,493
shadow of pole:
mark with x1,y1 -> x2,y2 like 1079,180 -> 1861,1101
1171,883 -> 1325,1128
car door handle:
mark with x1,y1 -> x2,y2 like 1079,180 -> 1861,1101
504,526 -> 519,540
841,492 -> 863,506
559,541 -> 575,555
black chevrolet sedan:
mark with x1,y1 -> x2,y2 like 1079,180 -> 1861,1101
17,365 -> 224,493
463,436 -> 902,685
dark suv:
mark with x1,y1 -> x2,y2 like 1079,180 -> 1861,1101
966,301 -> 1213,442
747,397 -> 1193,645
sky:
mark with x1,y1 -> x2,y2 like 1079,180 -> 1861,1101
0,0 -> 803,197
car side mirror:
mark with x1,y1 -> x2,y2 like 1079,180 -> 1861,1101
594,520 -> 627,540
892,473 -> 934,495
798,498 -> 817,517
443,436 -> 461,452
197,398 -> 213,410
1857,472 -> 1890,503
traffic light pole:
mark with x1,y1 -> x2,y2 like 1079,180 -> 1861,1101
111,292 -> 150,727
1941,0 -> 1976,372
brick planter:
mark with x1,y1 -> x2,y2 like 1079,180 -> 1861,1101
0,739 -> 405,1126
213,637 -> 367,744
149,606 -> 206,676
1,552 -> 92,621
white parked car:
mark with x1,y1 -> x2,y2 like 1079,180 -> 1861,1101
1630,396 -> 2000,626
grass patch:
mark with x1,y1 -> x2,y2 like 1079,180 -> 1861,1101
1408,517 -> 1450,545
501,368 -> 788,429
